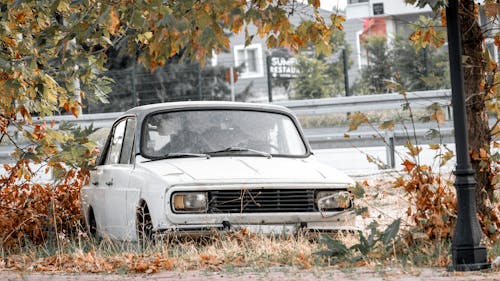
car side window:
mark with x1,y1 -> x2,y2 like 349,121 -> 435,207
105,120 -> 126,165
119,118 -> 136,164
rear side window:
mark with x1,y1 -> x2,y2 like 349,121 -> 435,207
120,118 -> 136,164
105,120 -> 126,165
104,117 -> 136,165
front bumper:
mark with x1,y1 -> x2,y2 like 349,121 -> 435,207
158,210 -> 357,235
160,184 -> 357,235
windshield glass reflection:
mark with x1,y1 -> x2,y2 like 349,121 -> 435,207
142,110 -> 307,158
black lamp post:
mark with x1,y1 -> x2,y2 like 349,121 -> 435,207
446,0 -> 490,271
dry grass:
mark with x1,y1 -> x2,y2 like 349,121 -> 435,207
0,230 -> 335,273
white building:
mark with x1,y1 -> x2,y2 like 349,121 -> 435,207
343,0 -> 433,83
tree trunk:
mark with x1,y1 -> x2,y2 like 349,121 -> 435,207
458,0 -> 496,229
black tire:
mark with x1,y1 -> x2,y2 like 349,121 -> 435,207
137,203 -> 153,246
88,208 -> 98,239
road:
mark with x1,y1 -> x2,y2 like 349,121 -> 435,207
313,144 -> 456,176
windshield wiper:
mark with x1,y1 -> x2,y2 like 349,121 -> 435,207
143,152 -> 210,162
206,147 -> 272,159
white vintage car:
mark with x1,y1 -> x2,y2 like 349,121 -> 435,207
81,101 -> 356,241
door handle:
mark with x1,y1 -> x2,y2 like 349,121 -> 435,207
105,179 -> 113,186
92,181 -> 99,186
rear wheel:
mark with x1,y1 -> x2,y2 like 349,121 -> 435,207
137,203 -> 153,246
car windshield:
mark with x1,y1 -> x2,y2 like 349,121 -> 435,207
141,110 -> 307,158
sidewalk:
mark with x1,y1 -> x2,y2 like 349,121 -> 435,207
2,267 -> 499,281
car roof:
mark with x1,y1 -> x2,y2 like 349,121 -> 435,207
123,101 -> 295,119
100,101 -> 312,164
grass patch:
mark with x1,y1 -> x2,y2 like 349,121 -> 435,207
0,230 -> 324,273
1,228 -> 492,274
490,239 -> 500,258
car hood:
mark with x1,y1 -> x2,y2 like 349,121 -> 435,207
138,157 -> 354,185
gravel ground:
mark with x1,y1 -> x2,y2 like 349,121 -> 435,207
1,267 -> 499,281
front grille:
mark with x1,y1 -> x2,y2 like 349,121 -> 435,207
208,189 -> 316,213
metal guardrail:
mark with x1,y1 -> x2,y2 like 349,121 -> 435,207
274,89 -> 452,115
5,89 -> 452,131
1,90 -> 455,165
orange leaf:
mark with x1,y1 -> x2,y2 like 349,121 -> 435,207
402,159 -> 416,172
479,148 -> 488,159
293,253 -> 312,269
70,106 -> 79,118
441,9 -> 448,26
495,36 -> 500,51
409,29 -> 422,42
310,0 -> 320,8
484,3 -> 500,18
471,150 -> 479,160
107,8 -> 120,35
494,141 -> 500,148
431,110 -> 446,124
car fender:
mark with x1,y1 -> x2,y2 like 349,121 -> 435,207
129,164 -> 171,235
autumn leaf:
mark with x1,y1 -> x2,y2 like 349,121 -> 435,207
402,159 -> 416,172
404,141 -> 422,157
107,8 -> 120,35
409,29 -> 422,43
484,3 -> 500,18
308,0 -> 321,8
440,8 -> 446,26
292,253 -> 312,269
330,14 -> 345,31
431,110 -> 446,124
479,148 -> 488,159
429,143 -> 440,150
494,141 -> 500,149
348,112 -> 368,131
495,35 -> 500,51
199,253 -> 223,269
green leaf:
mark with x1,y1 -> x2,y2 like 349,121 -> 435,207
350,231 -> 371,255
379,120 -> 395,130
354,206 -> 368,216
425,128 -> 441,139
366,221 -> 379,246
349,183 -> 365,199
381,218 -> 401,245
317,234 -> 349,257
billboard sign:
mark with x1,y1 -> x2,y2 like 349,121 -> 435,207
269,56 -> 299,79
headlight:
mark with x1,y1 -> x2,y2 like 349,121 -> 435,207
172,192 -> 208,213
316,190 -> 352,211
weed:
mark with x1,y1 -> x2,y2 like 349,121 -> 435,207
316,219 -> 401,261
490,239 -> 500,258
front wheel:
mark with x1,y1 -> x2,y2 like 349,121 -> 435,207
137,203 -> 153,246
87,208 -> 98,240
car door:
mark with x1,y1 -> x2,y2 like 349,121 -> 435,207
101,117 -> 136,239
